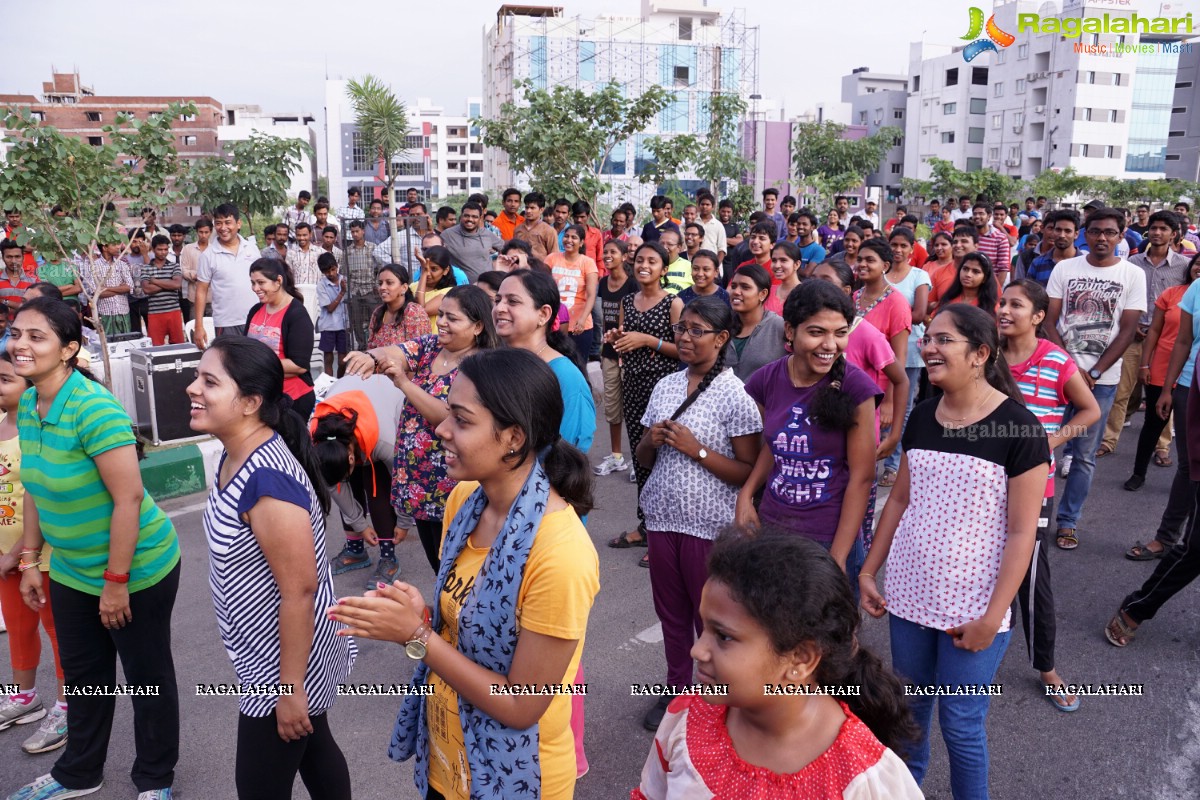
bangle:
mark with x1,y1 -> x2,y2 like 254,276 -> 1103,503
103,569 -> 130,584
655,338 -> 663,352
1139,365 -> 1151,370
859,572 -> 876,581
20,548 -> 42,555
18,559 -> 41,572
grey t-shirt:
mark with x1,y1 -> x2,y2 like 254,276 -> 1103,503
197,236 -> 260,327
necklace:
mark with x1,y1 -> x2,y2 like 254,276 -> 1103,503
936,384 -> 993,428
439,347 -> 474,371
535,342 -> 550,358
854,285 -> 893,319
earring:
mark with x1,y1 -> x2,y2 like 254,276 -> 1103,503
509,448 -> 516,455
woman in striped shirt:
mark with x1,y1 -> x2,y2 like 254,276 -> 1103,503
1000,279 -> 1099,711
187,337 -> 355,800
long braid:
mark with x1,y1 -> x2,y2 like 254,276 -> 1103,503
812,354 -> 858,431
671,348 -> 727,421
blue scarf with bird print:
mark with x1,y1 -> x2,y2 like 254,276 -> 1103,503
390,457 -> 551,799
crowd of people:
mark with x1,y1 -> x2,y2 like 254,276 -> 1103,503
0,184 -> 1198,800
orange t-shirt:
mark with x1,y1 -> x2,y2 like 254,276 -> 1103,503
546,253 -> 598,330
494,211 -> 521,242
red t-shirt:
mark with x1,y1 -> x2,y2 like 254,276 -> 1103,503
247,305 -> 310,401
1151,284 -> 1189,387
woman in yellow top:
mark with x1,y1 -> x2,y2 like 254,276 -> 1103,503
331,348 -> 600,800
0,351 -> 68,756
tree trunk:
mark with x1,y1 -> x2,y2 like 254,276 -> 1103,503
387,176 -> 400,264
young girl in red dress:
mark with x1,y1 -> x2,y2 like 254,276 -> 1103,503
633,532 -> 922,800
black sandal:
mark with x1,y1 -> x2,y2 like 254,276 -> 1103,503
608,530 -> 647,549
1125,541 -> 1166,561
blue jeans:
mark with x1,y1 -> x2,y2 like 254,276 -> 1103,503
889,615 -> 1011,799
1056,382 -> 1117,530
883,367 -> 922,474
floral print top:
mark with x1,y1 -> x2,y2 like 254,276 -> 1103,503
367,301 -> 431,349
392,335 -> 458,521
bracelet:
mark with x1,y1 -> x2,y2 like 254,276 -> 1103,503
655,338 -> 663,352
1139,365 -> 1151,370
859,572 -> 876,581
103,569 -> 130,584
20,548 -> 42,555
18,559 -> 41,572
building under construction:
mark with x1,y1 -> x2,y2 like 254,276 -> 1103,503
483,0 -> 759,205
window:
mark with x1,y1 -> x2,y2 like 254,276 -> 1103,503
941,132 -> 955,143
393,162 -> 424,176
944,102 -> 957,115
470,160 -> 483,172
996,50 -> 1006,64
1009,146 -> 1021,160
971,67 -> 988,85
674,65 -> 690,86
866,87 -> 876,93
470,143 -> 483,154
122,158 -> 137,167
1112,73 -> 1122,86
966,157 -> 983,171
1178,81 -> 1194,89
992,113 -> 1003,129
85,111 -> 101,122
1169,130 -> 1186,137
1173,107 -> 1188,114
180,113 -> 196,122
1014,111 -> 1025,126
185,206 -> 202,217
1084,107 -> 1093,121
1085,71 -> 1096,84
859,111 -> 868,125
890,163 -> 902,174
678,16 -> 693,40
970,98 -> 987,114
470,177 -> 482,188
30,111 -> 45,121
579,40 -> 595,81
1117,35 -> 1126,45
893,108 -> 904,119
1089,33 -> 1099,46
1016,78 -> 1027,94
968,127 -> 985,143
350,131 -> 373,171
994,82 -> 1004,97
1110,109 -> 1119,122
404,134 -> 425,149
946,68 -> 959,87
182,135 -> 197,146
1105,145 -> 1115,158
1080,144 -> 1089,156
988,147 -> 1000,160
893,135 -> 903,147
913,76 -> 921,91
1018,43 -> 1029,59
1167,154 -> 1182,161
87,136 -> 102,146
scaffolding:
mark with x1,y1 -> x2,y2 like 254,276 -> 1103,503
483,3 -> 760,203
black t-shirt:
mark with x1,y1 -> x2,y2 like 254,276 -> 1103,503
1129,223 -> 1149,238
901,395 -> 1050,477
598,273 -> 637,360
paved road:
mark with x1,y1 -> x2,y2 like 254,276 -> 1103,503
2,402 -> 1199,799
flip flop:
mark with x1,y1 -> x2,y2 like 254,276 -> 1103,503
639,553 -> 650,568
1105,610 -> 1138,647
1056,529 -> 1079,550
1044,686 -> 1081,713
1154,450 -> 1174,467
1096,445 -> 1114,458
1125,541 -> 1166,560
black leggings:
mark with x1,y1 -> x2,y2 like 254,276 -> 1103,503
415,518 -> 443,573
1132,383 -> 1171,478
235,710 -> 350,800
1015,497 -> 1058,673
346,460 -> 396,538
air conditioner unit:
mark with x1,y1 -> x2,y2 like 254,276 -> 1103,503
1005,159 -> 1021,166
1027,72 -> 1047,81
1013,125 -> 1024,133
1035,105 -> 1046,113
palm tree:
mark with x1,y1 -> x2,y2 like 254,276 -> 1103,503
346,75 -> 411,263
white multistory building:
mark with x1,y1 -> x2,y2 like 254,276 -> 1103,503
325,81 -> 484,206
217,105 -> 318,200
841,68 -> 908,202
482,0 -> 759,205
905,0 -> 1195,185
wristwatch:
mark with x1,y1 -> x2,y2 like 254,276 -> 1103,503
404,608 -> 434,661
696,447 -> 709,462
1088,368 -> 1103,380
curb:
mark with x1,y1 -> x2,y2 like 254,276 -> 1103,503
139,437 -> 224,501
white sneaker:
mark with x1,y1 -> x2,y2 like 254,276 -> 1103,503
629,468 -> 637,483
0,696 -> 45,731
21,705 -> 67,754
1059,454 -> 1073,478
593,454 -> 629,476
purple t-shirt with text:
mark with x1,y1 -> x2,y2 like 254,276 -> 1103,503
744,357 -> 881,543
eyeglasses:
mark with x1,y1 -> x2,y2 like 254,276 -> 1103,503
670,323 -> 717,338
1086,228 -> 1122,238
919,335 -> 971,348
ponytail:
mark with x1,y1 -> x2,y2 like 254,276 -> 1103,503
13,297 -> 101,383
208,337 -> 331,513
671,296 -> 736,421
312,408 -> 359,487
783,283 -> 859,431
707,531 -> 920,756
458,349 -> 594,518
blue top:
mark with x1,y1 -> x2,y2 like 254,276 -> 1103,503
411,265 -> 470,287
316,274 -> 349,332
549,356 -> 595,453
798,241 -> 827,271
1177,280 -> 1200,387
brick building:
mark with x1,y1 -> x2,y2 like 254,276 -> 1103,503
0,70 -> 224,224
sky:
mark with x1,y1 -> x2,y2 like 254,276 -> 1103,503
5,0 -> 972,172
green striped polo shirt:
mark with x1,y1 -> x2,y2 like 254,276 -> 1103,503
18,370 -> 179,595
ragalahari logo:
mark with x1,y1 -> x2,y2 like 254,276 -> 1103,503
961,7 -> 1015,62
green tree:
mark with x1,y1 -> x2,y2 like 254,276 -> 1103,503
183,131 -> 313,234
346,75 -> 411,262
790,121 -> 903,209
1026,166 -> 1096,205
0,103 -> 195,386
475,80 -> 676,224
910,157 -> 1019,205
